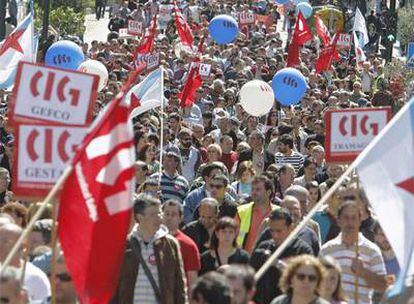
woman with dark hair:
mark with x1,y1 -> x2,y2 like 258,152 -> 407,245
266,109 -> 279,128
319,256 -> 348,304
134,130 -> 148,157
271,255 -> 329,304
136,143 -> 160,175
305,181 -> 321,212
199,217 -> 249,275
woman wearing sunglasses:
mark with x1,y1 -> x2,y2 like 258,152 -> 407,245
271,255 -> 329,304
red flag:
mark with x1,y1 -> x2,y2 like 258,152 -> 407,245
287,12 -> 313,67
315,15 -> 330,46
173,0 -> 194,46
58,67 -> 142,303
133,14 -> 157,60
179,62 -> 202,108
315,34 -> 339,74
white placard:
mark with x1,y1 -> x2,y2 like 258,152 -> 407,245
11,62 -> 98,126
239,12 -> 255,25
199,63 -> 212,77
16,124 -> 88,185
325,108 -> 391,162
337,33 -> 351,47
128,20 -> 143,36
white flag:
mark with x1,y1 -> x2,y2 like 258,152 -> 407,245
353,8 -> 369,46
357,99 -> 414,279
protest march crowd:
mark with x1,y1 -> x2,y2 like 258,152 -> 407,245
0,0 -> 413,303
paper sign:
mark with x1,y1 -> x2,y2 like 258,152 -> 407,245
239,12 -> 255,25
199,63 -> 211,77
14,124 -> 88,197
325,107 -> 391,162
337,33 -> 351,47
10,62 -> 98,126
146,53 -> 160,70
128,20 -> 142,36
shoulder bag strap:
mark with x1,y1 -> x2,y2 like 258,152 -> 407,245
130,237 -> 162,303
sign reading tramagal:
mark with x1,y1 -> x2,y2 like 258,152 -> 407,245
325,107 -> 391,162
9,62 -> 99,126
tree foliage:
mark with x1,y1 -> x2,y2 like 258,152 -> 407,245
34,3 -> 86,38
397,8 -> 414,47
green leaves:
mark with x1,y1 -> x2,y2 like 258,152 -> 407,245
34,2 -> 86,37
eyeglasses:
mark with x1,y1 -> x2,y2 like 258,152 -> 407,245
181,137 -> 192,142
295,273 -> 317,282
210,184 -> 224,189
0,297 -> 10,304
55,273 -> 72,282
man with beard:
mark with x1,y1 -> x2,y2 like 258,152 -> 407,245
178,128 -> 202,184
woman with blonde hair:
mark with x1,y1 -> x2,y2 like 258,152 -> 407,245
319,256 -> 348,304
271,255 -> 329,304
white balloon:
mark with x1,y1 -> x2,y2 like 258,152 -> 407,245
78,60 -> 109,92
239,80 -> 274,117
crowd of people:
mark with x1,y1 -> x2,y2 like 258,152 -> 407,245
0,0 -> 413,303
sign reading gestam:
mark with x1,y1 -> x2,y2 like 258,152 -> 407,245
128,20 -> 142,36
9,62 -> 98,126
14,124 -> 88,197
325,107 -> 391,162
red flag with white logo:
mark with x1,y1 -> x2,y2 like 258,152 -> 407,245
173,0 -> 194,46
315,33 -> 339,73
133,14 -> 157,61
287,12 -> 313,67
58,74 -> 137,302
179,62 -> 202,108
314,15 -> 330,46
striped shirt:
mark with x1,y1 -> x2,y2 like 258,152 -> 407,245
320,233 -> 386,304
151,172 -> 189,203
133,235 -> 160,304
275,150 -> 304,173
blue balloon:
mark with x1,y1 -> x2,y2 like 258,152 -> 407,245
296,2 -> 313,18
275,0 -> 289,5
271,68 -> 307,106
208,15 -> 239,45
294,0 -> 309,5
45,40 -> 84,70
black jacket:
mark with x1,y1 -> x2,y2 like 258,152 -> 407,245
250,238 -> 313,304
238,149 -> 275,171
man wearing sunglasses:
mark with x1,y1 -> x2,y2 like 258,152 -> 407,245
54,250 -> 77,304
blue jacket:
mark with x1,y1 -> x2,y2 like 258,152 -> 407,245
183,185 -> 208,224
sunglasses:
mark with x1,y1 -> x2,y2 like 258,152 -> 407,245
0,297 -> 10,304
210,184 -> 224,189
56,273 -> 72,282
295,273 -> 318,282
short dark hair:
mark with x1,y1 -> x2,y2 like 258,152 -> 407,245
278,134 -> 294,149
210,174 -> 229,187
269,208 -> 293,227
209,217 -> 237,250
201,163 -> 223,179
133,194 -> 161,216
253,175 -> 274,195
221,264 -> 256,291
162,199 -> 183,216
192,272 -> 231,304
164,151 -> 181,164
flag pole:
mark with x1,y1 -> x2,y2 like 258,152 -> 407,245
159,66 -> 164,183
254,101 -> 413,281
0,166 -> 73,275
50,199 -> 60,304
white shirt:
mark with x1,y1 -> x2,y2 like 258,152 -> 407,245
24,262 -> 51,303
